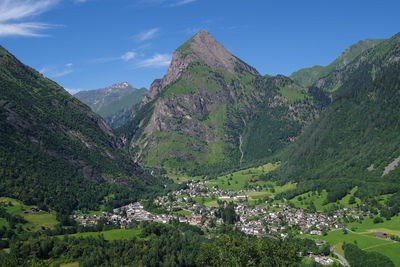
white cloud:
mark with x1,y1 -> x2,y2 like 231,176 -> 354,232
40,64 -> 74,78
92,50 -> 138,63
169,0 -> 196,7
135,28 -> 159,42
0,0 -> 59,37
140,0 -> 197,7
0,22 -> 53,37
137,53 -> 171,68
51,69 -> 74,78
73,0 -> 89,3
121,51 -> 137,61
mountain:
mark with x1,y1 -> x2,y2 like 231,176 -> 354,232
290,39 -> 385,87
122,30 -> 319,176
276,33 -> 400,200
74,82 -> 147,128
0,46 -> 162,214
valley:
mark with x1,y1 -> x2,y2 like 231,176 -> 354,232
0,2 -> 399,265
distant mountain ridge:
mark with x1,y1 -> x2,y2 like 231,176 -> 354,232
74,82 -> 147,128
290,39 -> 385,87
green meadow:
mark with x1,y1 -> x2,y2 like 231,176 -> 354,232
302,216 -> 400,266
348,216 -> 400,236
288,187 -> 361,211
0,197 -> 58,231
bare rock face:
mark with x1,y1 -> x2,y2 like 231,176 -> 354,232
189,30 -> 259,75
143,87 -> 231,142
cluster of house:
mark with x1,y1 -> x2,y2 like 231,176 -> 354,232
233,203 -> 349,237
310,255 -> 334,265
167,180 -> 253,201
73,180 -> 364,241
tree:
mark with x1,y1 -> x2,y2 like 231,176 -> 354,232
348,196 -> 356,204
373,217 -> 384,224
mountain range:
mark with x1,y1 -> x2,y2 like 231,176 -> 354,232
1,30 -> 399,213
74,82 -> 147,128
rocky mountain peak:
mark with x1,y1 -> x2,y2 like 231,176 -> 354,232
108,82 -> 132,89
141,30 -> 259,104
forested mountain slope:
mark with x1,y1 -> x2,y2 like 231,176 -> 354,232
276,33 -> 400,200
290,39 -> 385,87
0,46 -> 163,214
122,31 -> 319,176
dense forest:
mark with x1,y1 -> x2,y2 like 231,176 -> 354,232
0,45 -> 168,217
272,33 -> 400,202
0,222 -> 327,267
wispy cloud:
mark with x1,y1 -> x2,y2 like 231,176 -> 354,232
137,53 -> 171,68
40,63 -> 74,78
134,28 -> 159,42
0,0 -> 59,37
169,0 -> 196,7
121,51 -> 137,61
92,50 -> 138,63
139,0 -> 197,7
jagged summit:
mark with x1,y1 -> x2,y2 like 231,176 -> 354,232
177,30 -> 259,75
142,30 -> 259,104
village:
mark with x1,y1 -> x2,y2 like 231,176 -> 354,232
73,180 -> 364,237
70,180 -> 376,265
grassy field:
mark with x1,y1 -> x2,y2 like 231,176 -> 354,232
303,227 -> 400,266
22,212 -> 59,231
59,228 -> 143,241
289,187 -> 361,211
203,162 -> 281,191
74,210 -> 103,216
348,216 -> 400,236
0,197 -> 58,231
169,162 -> 298,208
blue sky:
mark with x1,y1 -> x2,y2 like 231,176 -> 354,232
0,0 -> 399,94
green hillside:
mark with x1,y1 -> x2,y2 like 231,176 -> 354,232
0,46 -> 163,215
290,39 -> 385,87
97,88 -> 146,118
276,33 -> 400,201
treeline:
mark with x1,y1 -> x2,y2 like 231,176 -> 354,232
0,222 -> 306,267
